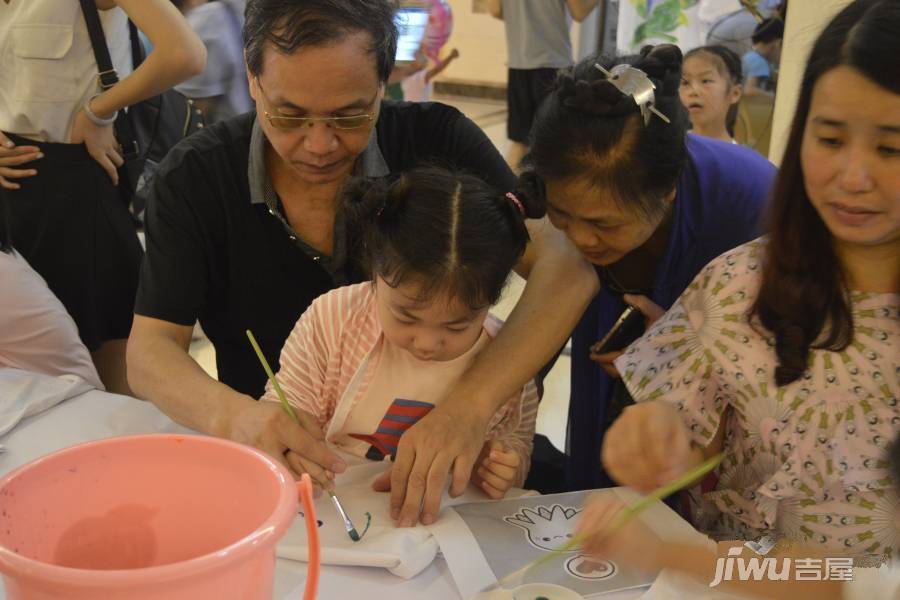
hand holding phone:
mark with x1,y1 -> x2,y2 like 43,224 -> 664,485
591,305 -> 647,356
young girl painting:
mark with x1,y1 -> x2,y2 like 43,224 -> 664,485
261,166 -> 541,502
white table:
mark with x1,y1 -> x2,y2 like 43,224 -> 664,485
0,387 -> 703,599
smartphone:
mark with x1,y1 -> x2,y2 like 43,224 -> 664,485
394,7 -> 431,63
590,306 -> 646,355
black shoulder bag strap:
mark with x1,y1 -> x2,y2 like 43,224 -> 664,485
76,0 -> 141,161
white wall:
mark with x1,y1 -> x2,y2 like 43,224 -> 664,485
768,0 -> 852,164
440,0 -> 508,85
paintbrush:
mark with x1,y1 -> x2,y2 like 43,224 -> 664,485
479,452 -> 725,594
246,329 -> 369,542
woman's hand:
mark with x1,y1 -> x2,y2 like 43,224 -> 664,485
471,440 -> 520,499
601,400 -> 694,492
576,493 -> 665,573
0,132 -> 42,190
70,109 -> 124,186
589,294 -> 666,378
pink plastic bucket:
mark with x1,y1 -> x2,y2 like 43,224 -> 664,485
0,434 -> 318,600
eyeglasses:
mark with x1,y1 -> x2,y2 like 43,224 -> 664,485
255,77 -> 378,130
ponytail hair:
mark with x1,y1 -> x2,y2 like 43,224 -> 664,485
342,165 -> 542,309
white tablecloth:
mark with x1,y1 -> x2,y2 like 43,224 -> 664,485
0,383 -> 707,599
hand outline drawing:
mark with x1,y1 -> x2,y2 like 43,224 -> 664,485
503,504 -> 582,552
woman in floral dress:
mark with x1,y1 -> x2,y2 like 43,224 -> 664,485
594,0 -> 899,564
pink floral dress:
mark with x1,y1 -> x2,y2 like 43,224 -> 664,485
615,239 -> 899,562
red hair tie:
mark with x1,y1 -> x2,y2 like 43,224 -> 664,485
506,192 -> 525,217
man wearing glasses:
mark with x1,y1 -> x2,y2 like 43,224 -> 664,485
127,0 -> 597,527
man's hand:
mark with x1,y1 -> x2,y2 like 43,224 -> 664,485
601,400 -> 693,493
228,401 -> 346,489
372,402 -> 489,526
471,440 -> 520,499
70,109 -> 124,186
0,131 -> 41,190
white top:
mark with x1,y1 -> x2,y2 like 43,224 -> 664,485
0,0 -> 133,143
0,250 -> 103,390
338,327 -> 490,457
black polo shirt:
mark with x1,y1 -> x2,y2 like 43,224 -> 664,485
135,101 -> 516,398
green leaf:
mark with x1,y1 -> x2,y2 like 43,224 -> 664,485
654,30 -> 678,42
630,0 -> 649,19
632,21 -> 650,46
650,0 -> 682,30
632,23 -> 678,46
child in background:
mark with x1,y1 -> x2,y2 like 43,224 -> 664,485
401,47 -> 461,102
261,166 -> 540,500
742,17 -> 784,96
680,45 -> 743,143
401,0 -> 459,102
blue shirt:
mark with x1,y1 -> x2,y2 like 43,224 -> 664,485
742,49 -> 771,81
565,134 -> 776,491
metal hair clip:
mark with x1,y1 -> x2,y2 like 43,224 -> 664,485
593,63 -> 671,125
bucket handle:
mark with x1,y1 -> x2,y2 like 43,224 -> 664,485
297,474 -> 320,600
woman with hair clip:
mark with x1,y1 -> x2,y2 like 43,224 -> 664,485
584,0 -> 899,571
515,44 -> 776,492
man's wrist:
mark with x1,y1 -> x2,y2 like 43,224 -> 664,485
459,388 -> 503,423
209,391 -> 254,439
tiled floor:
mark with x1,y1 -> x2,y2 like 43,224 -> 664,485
189,94 -> 571,451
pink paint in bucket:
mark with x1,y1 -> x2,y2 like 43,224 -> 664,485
0,434 -> 320,600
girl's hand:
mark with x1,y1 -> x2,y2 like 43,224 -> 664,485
576,493 -> 664,574
70,109 -> 124,186
472,440 -> 519,499
601,400 -> 693,493
0,131 -> 42,190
